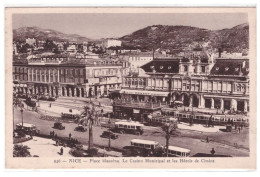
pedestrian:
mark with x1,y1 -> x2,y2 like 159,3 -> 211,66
50,131 -> 52,138
206,136 -> 209,143
50,103 -> 51,108
210,148 -> 215,156
55,133 -> 57,140
238,127 -> 241,133
235,124 -> 237,130
56,140 -> 58,146
60,147 -> 63,155
69,133 -> 71,140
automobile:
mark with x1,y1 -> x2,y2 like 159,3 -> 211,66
100,131 -> 119,139
74,125 -> 87,132
226,124 -> 232,132
39,96 -> 48,101
47,97 -> 56,101
53,122 -> 65,130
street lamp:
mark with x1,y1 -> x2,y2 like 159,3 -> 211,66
108,118 -> 111,151
20,108 -> 24,128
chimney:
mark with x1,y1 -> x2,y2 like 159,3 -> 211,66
218,48 -> 222,58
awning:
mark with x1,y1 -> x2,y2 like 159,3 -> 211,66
120,89 -> 169,97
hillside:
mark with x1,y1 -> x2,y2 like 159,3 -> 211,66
13,27 -> 91,42
119,23 -> 249,52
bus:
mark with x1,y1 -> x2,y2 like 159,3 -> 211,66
113,121 -> 144,135
130,139 -> 159,151
16,123 -> 38,135
166,145 -> 191,157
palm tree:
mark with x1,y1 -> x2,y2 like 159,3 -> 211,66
80,102 -> 98,150
13,144 -> 31,157
161,122 -> 178,157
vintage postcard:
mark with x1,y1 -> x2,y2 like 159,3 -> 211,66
5,7 -> 256,169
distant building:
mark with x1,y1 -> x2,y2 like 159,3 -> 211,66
25,38 -> 36,46
103,39 -> 122,48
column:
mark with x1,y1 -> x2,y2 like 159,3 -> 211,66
231,99 -> 237,111
211,98 -> 215,109
199,95 -> 205,108
49,69 -> 51,83
244,100 -> 248,112
189,96 -> 193,107
220,99 -> 224,110
69,88 -> 72,97
45,69 -> 47,83
58,69 -> 60,82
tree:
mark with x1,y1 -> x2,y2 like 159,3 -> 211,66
161,122 -> 177,157
43,39 -> 58,52
80,102 -> 98,151
13,144 -> 31,157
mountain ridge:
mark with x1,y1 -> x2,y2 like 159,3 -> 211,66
13,26 -> 91,42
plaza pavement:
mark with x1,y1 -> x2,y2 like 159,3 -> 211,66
16,136 -> 72,157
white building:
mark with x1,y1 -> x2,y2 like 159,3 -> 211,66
103,39 -> 122,48
26,38 -> 36,46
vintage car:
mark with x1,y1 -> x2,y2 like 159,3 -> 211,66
47,97 -> 56,101
53,122 -> 65,130
74,125 -> 87,132
100,131 -> 119,139
226,124 -> 232,132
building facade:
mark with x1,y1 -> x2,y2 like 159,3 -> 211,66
120,56 -> 249,113
13,54 -> 128,98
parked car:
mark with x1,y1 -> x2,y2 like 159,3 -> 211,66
53,122 -> 65,130
100,131 -> 119,139
47,97 -> 56,101
74,125 -> 87,132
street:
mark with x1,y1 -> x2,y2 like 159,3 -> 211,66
14,105 -> 249,157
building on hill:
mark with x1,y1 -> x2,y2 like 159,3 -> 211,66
103,39 -> 122,48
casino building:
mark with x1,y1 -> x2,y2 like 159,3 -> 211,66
120,52 -> 249,113
13,54 -> 129,98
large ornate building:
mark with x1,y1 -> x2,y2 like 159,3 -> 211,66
13,54 -> 129,98
120,51 -> 249,113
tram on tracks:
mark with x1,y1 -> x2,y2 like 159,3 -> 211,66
161,110 -> 249,127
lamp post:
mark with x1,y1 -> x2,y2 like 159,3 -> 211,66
20,108 -> 24,128
108,118 -> 111,151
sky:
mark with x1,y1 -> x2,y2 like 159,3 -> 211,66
13,13 -> 248,39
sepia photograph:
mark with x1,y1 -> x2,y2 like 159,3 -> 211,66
5,7 -> 256,169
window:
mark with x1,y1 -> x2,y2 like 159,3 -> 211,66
184,65 -> 188,72
201,66 -> 206,73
